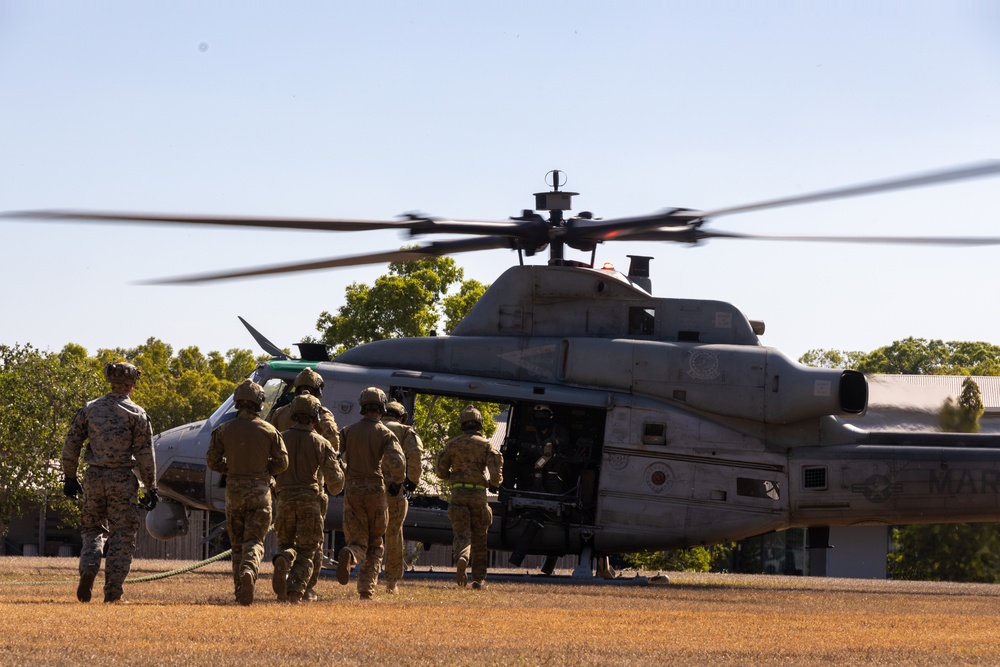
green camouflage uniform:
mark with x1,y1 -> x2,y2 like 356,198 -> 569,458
274,423 -> 344,596
340,416 -> 405,597
269,402 -> 340,591
207,410 -> 287,597
381,417 -> 423,586
437,430 -> 503,586
62,392 -> 155,601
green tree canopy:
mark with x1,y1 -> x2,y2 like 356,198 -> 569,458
0,341 -> 266,538
799,338 -> 1000,376
316,255 -> 479,353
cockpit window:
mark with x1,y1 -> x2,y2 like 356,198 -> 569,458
207,377 -> 290,429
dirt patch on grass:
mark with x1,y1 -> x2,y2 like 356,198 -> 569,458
1,557 -> 999,665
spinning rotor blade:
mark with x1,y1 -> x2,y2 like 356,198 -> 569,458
698,161 -> 1000,219
3,209 -> 430,232
692,230 -> 1000,246
141,236 -> 514,284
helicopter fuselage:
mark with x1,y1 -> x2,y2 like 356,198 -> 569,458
146,265 -> 1000,562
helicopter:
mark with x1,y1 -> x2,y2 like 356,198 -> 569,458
10,162 -> 1000,577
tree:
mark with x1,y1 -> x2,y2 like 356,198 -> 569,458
0,344 -> 103,538
888,523 -> 1000,583
0,340 -> 267,539
316,255 -> 471,353
798,349 -> 867,370
939,377 -> 984,433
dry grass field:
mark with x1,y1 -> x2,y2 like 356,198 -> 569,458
2,556 -> 1000,666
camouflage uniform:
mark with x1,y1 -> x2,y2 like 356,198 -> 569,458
381,415 -> 423,589
207,403 -> 287,603
339,415 -> 405,598
274,421 -> 344,599
268,378 -> 340,596
62,388 -> 155,602
437,417 -> 503,587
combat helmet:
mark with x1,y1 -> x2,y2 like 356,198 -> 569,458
386,401 -> 407,422
290,394 -> 322,420
234,379 -> 266,406
460,404 -> 483,431
105,362 -> 141,385
358,387 -> 387,414
294,368 -> 324,396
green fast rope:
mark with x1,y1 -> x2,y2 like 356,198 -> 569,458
0,548 -> 233,586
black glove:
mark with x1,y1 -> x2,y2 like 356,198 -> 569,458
488,485 -> 499,494
140,489 -> 159,511
387,482 -> 402,497
63,476 -> 83,499
403,479 -> 417,493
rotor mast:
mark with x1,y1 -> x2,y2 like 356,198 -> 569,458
532,169 -> 578,265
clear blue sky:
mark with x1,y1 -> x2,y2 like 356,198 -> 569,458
2,2 -> 998,362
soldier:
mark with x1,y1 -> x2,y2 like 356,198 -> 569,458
267,367 -> 340,601
336,387 -> 405,600
380,401 -> 423,594
62,361 -> 156,604
272,394 -> 345,603
207,379 -> 288,606
436,404 -> 503,590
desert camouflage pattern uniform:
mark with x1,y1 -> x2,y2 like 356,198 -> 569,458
340,416 -> 405,597
437,430 -> 503,585
62,392 -> 155,601
381,418 -> 423,586
207,411 -> 287,596
274,423 -> 345,595
269,400 -> 340,590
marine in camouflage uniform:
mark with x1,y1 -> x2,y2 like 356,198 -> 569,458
381,401 -> 423,594
207,379 -> 288,606
267,367 -> 340,601
272,394 -> 345,603
62,362 -> 157,604
436,404 -> 503,589
336,387 -> 405,600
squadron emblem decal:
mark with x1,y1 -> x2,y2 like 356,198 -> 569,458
687,350 -> 720,380
645,463 -> 674,494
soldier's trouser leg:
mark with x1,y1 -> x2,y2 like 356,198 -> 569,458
469,496 -> 493,584
447,496 -> 473,564
79,471 -> 110,580
288,498 -> 323,595
306,492 -> 328,591
342,491 -> 369,568
226,483 -> 272,590
355,491 -> 388,597
101,469 -> 140,599
384,493 -> 408,583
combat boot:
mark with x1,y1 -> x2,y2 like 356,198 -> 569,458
304,588 -> 319,601
288,591 -> 303,604
385,580 -> 398,595
76,571 -> 97,603
455,556 -> 468,588
272,555 -> 289,601
103,593 -> 128,604
471,581 -> 486,591
237,571 -> 255,606
359,591 -> 373,600
336,547 -> 356,585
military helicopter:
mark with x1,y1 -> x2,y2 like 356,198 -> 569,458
11,162 -> 1000,577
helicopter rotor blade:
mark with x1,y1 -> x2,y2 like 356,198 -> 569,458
140,236 -> 514,285
697,161 -> 1000,220
2,209 -> 433,232
692,230 -> 1000,246
616,226 -> 1000,246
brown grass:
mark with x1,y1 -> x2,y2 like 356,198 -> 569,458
2,556 -> 1000,665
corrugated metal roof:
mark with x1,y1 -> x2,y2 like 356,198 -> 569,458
869,374 -> 1000,413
